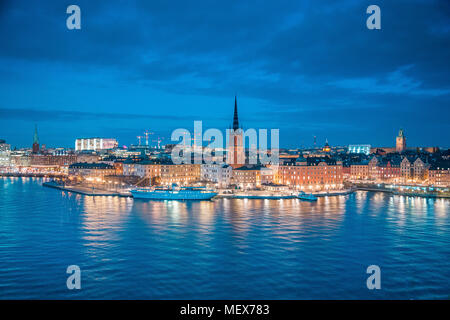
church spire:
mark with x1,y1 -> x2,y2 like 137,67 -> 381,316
32,124 -> 40,154
233,95 -> 239,130
33,124 -> 39,145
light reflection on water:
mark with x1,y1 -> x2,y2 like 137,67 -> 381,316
0,177 -> 449,299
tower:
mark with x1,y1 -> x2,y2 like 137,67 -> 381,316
32,124 -> 40,154
322,138 -> 331,153
227,96 -> 244,168
396,128 -> 406,153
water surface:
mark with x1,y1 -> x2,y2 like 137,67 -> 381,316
0,177 -> 449,299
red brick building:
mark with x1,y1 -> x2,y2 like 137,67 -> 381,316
277,156 -> 343,191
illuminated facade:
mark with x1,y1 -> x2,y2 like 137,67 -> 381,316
201,163 -> 233,187
348,144 -> 371,155
322,139 -> 331,153
227,96 -> 245,168
428,163 -> 450,187
75,138 -> 118,151
400,156 -> 430,182
350,162 -> 369,180
278,157 -> 343,191
68,162 -> 116,178
160,164 -> 201,186
134,162 -> 162,179
30,154 -> 78,167
396,129 -> 406,153
233,165 -> 262,189
0,140 -> 11,166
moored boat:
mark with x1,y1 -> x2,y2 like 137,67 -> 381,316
130,185 -> 217,200
297,191 -> 318,201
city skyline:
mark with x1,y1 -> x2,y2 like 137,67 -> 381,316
1,1 -> 449,148
0,110 -> 447,151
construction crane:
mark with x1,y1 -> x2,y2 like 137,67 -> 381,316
144,130 -> 154,146
153,136 -> 165,149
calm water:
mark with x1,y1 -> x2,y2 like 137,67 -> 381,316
0,177 -> 449,299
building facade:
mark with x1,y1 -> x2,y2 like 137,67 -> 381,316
30,154 -> 78,167
350,161 -> 369,180
233,165 -> 263,189
68,162 -> 116,178
348,144 -> 371,155
201,163 -> 233,187
227,96 -> 245,168
160,164 -> 201,186
278,157 -> 343,191
75,138 -> 118,151
0,140 -> 11,167
396,129 -> 406,153
428,162 -> 450,187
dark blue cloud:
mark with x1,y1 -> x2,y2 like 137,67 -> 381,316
0,0 -> 449,148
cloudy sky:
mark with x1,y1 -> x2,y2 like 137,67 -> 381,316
0,0 -> 449,149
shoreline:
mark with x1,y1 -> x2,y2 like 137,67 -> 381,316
38,180 -> 450,200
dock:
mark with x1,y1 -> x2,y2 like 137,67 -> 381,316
43,181 -> 131,197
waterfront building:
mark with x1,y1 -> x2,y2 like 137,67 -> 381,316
232,164 -> 263,189
400,157 -> 412,181
227,96 -> 245,168
123,160 -> 138,176
368,156 -> 379,179
428,161 -> 450,187
278,157 -> 343,191
100,158 -> 125,176
0,140 -> 11,167
350,160 -> 370,180
30,154 -> 78,167
201,163 -> 233,188
374,158 -> 401,182
413,157 -> 429,181
260,166 -> 275,184
342,165 -> 351,180
160,164 -> 201,186
348,144 -> 371,155
75,138 -> 118,151
396,128 -> 407,153
134,161 -> 162,180
10,151 -> 31,167
32,125 -> 40,154
122,161 -> 201,186
68,162 -> 116,178
76,153 -> 101,163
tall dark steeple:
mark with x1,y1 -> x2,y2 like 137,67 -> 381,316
32,124 -> 40,154
233,95 -> 239,130
33,124 -> 39,145
228,95 -> 244,168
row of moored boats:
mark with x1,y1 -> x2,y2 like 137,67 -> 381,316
130,185 -> 318,201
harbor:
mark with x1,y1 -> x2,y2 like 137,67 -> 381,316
42,179 -> 450,200
2,177 -> 449,299
43,180 -> 354,200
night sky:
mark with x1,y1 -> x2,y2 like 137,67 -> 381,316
0,0 -> 449,149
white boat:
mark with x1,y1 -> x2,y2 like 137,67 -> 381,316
131,185 -> 217,200
297,191 -> 318,201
